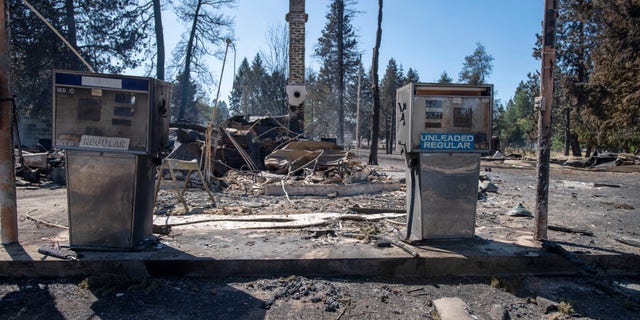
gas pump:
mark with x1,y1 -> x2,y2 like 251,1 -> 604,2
396,83 -> 492,240
53,70 -> 170,250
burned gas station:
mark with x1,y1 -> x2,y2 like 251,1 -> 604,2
3,1 -> 635,274
1,0 -> 640,318
3,70 -> 639,280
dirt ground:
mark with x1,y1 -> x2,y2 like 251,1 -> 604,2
3,154 -> 640,319
1,274 -> 639,319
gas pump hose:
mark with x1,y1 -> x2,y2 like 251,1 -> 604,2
404,158 -> 418,242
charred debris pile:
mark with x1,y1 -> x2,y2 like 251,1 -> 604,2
137,115 -> 389,192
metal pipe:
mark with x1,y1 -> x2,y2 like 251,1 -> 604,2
211,38 -> 232,123
205,39 -> 232,182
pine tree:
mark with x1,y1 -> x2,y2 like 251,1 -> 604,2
346,60 -> 373,146
172,0 -> 235,122
458,43 -> 494,85
314,0 -> 361,145
555,0 -> 598,155
228,54 -> 286,118
247,54 -> 268,115
379,59 -> 403,154
368,0 -> 383,164
9,0 -> 150,119
589,0 -> 640,152
229,58 -> 251,116
170,71 -> 199,122
437,71 -> 453,83
500,81 -> 537,148
404,68 -> 420,85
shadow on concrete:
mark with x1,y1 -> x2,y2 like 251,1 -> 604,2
2,243 -> 32,261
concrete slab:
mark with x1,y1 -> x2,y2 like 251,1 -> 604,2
2,223 -> 639,278
3,160 -> 640,279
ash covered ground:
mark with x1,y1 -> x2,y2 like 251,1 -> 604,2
6,155 -> 640,319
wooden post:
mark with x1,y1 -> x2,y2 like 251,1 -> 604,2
0,0 -> 18,244
535,0 -> 558,241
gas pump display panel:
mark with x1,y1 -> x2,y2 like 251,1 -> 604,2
396,83 -> 492,153
53,71 -> 152,154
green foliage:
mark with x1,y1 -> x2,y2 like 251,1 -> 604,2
346,61 -> 373,145
209,100 -> 229,126
404,68 -> 420,85
305,69 -> 338,139
437,71 -> 453,83
170,72 -> 200,123
379,59 -> 404,153
171,0 -> 235,121
551,134 -> 565,152
228,55 -> 287,118
458,43 -> 494,85
229,58 -> 251,115
9,0 -> 151,119
553,0 -> 640,152
589,1 -> 640,152
498,80 -> 538,148
313,0 -> 361,143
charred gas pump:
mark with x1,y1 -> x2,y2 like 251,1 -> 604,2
396,83 -> 492,240
53,70 -> 170,250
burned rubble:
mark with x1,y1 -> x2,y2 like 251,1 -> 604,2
11,113 -> 640,261
157,115 -> 395,201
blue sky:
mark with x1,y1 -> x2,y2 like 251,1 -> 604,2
159,0 -> 545,107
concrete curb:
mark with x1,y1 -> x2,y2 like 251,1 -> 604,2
1,252 -> 638,279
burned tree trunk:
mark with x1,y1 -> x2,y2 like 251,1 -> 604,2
368,0 -> 383,166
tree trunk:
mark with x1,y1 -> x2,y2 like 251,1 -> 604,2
385,116 -> 391,154
153,0 -> 165,80
391,100 -> 396,153
337,0 -> 344,145
368,0 -> 383,165
64,0 -> 80,70
570,134 -> 581,157
178,0 -> 202,121
563,107 -> 570,156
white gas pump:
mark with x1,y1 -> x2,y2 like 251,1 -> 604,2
53,70 -> 170,250
396,83 -> 492,240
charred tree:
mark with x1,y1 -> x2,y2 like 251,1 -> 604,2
368,0 -> 382,165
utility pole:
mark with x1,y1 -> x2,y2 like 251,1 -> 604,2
535,0 -> 558,241
0,0 -> 18,244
